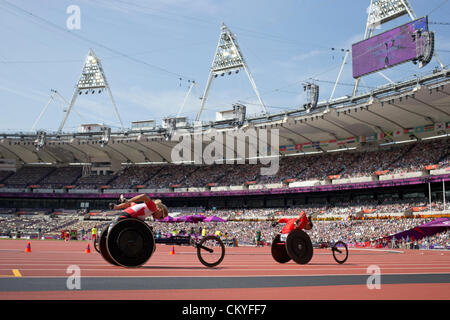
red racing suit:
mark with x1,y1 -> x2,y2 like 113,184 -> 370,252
278,211 -> 309,234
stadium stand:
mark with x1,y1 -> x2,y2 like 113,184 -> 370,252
1,166 -> 55,188
1,138 -> 446,190
38,166 -> 82,189
0,138 -> 449,248
109,165 -> 161,188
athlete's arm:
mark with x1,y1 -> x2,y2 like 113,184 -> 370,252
295,212 -> 308,229
111,202 -> 133,210
125,194 -> 151,204
109,194 -> 151,210
278,217 -> 289,224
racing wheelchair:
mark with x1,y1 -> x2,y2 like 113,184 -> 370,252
95,213 -> 225,268
271,229 -> 348,265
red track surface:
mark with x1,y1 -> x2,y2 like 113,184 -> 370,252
0,239 -> 449,300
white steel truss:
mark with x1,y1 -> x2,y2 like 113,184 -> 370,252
196,23 -> 267,122
58,49 -> 124,133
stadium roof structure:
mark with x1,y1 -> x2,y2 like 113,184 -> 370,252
1,1 -> 449,167
0,69 -> 449,166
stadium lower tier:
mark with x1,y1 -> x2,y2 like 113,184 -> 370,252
1,218 -> 448,250
0,181 -> 448,212
1,170 -> 449,250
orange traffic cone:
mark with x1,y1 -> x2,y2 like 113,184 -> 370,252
24,242 -> 31,253
169,246 -> 175,255
85,243 -> 91,253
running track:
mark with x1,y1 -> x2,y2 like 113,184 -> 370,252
0,239 -> 449,300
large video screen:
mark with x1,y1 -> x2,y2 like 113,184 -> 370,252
352,16 -> 429,78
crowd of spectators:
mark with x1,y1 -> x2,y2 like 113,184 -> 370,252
257,155 -> 312,184
2,166 -> 55,188
0,197 -> 446,239
74,174 -> 115,189
216,164 -> 264,186
0,214 -> 76,238
182,164 -> 228,187
419,230 -> 450,248
389,139 -> 449,174
340,145 -> 407,178
109,165 -> 161,189
145,164 -> 198,189
306,218 -> 431,244
196,198 -> 445,219
0,138 -> 448,190
38,167 -> 82,189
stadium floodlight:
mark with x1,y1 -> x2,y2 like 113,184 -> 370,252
75,50 -> 107,90
57,49 -> 124,133
211,33 -> 244,73
196,23 -> 267,121
367,0 -> 413,28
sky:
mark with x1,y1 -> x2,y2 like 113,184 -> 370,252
0,0 -> 449,133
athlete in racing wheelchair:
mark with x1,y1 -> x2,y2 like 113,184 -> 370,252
271,211 -> 314,265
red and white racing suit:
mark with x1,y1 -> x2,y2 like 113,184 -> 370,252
119,200 -> 158,221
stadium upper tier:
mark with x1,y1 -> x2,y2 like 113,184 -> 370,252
0,138 -> 448,192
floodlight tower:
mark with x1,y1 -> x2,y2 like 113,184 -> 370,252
352,0 -> 446,96
196,23 -> 267,122
57,49 -> 125,133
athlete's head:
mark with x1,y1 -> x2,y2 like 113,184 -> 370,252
304,215 -> 313,230
153,199 -> 169,219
